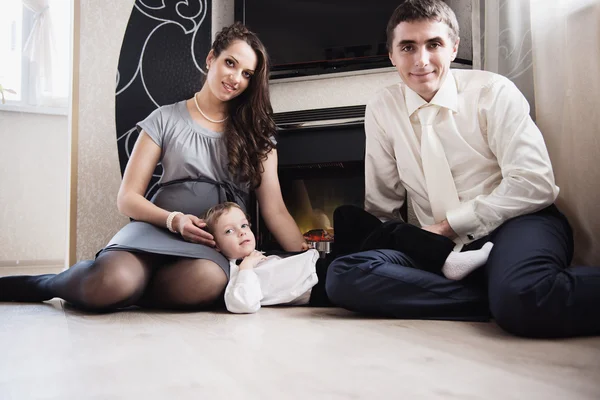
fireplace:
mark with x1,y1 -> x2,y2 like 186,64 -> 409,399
251,106 -> 367,253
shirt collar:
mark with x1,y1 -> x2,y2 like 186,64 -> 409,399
406,70 -> 458,117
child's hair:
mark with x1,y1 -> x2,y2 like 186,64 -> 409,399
203,202 -> 246,233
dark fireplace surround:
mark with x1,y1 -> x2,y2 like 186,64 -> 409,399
251,106 -> 367,251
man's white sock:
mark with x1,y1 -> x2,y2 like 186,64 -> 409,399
442,242 -> 494,280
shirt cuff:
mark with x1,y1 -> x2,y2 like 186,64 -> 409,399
446,200 -> 484,242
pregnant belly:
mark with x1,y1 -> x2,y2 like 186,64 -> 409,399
150,180 -> 248,217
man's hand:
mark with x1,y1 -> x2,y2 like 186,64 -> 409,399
422,219 -> 458,239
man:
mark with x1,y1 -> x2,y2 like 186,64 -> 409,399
325,0 -> 599,338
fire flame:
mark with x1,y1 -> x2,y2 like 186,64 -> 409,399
303,228 -> 334,242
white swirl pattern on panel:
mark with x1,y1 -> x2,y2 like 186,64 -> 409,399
115,0 -> 211,198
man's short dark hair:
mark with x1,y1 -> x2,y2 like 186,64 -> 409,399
386,0 -> 460,51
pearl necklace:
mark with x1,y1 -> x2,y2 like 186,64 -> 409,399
194,92 -> 228,124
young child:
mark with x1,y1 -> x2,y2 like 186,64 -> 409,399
203,202 -> 321,314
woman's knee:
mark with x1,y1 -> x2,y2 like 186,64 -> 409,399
78,255 -> 149,309
159,259 -> 228,308
187,262 -> 228,304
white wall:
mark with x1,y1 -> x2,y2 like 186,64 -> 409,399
74,0 -> 132,261
0,111 -> 68,265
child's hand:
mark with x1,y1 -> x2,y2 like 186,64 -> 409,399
239,250 -> 267,270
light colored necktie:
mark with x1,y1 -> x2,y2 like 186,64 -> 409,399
418,105 -> 463,250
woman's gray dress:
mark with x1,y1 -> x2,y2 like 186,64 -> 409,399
101,101 -> 249,278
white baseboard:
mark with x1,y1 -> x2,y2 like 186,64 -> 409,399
0,259 -> 64,267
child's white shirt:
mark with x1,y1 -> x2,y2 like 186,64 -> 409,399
224,249 -> 320,314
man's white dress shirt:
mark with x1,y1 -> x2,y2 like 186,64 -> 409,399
224,249 -> 319,314
365,69 -> 559,244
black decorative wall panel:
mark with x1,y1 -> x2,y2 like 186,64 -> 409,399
115,0 -> 212,197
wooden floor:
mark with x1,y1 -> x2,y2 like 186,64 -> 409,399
1,267 -> 599,399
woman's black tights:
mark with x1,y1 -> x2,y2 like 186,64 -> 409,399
0,251 -> 227,311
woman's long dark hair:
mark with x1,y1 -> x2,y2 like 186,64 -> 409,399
211,22 -> 277,189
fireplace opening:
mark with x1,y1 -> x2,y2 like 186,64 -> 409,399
250,115 -> 367,253
255,160 -> 364,252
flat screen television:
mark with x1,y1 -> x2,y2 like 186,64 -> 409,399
234,0 -> 472,79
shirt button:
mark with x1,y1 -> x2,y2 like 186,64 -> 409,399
467,234 -> 475,240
